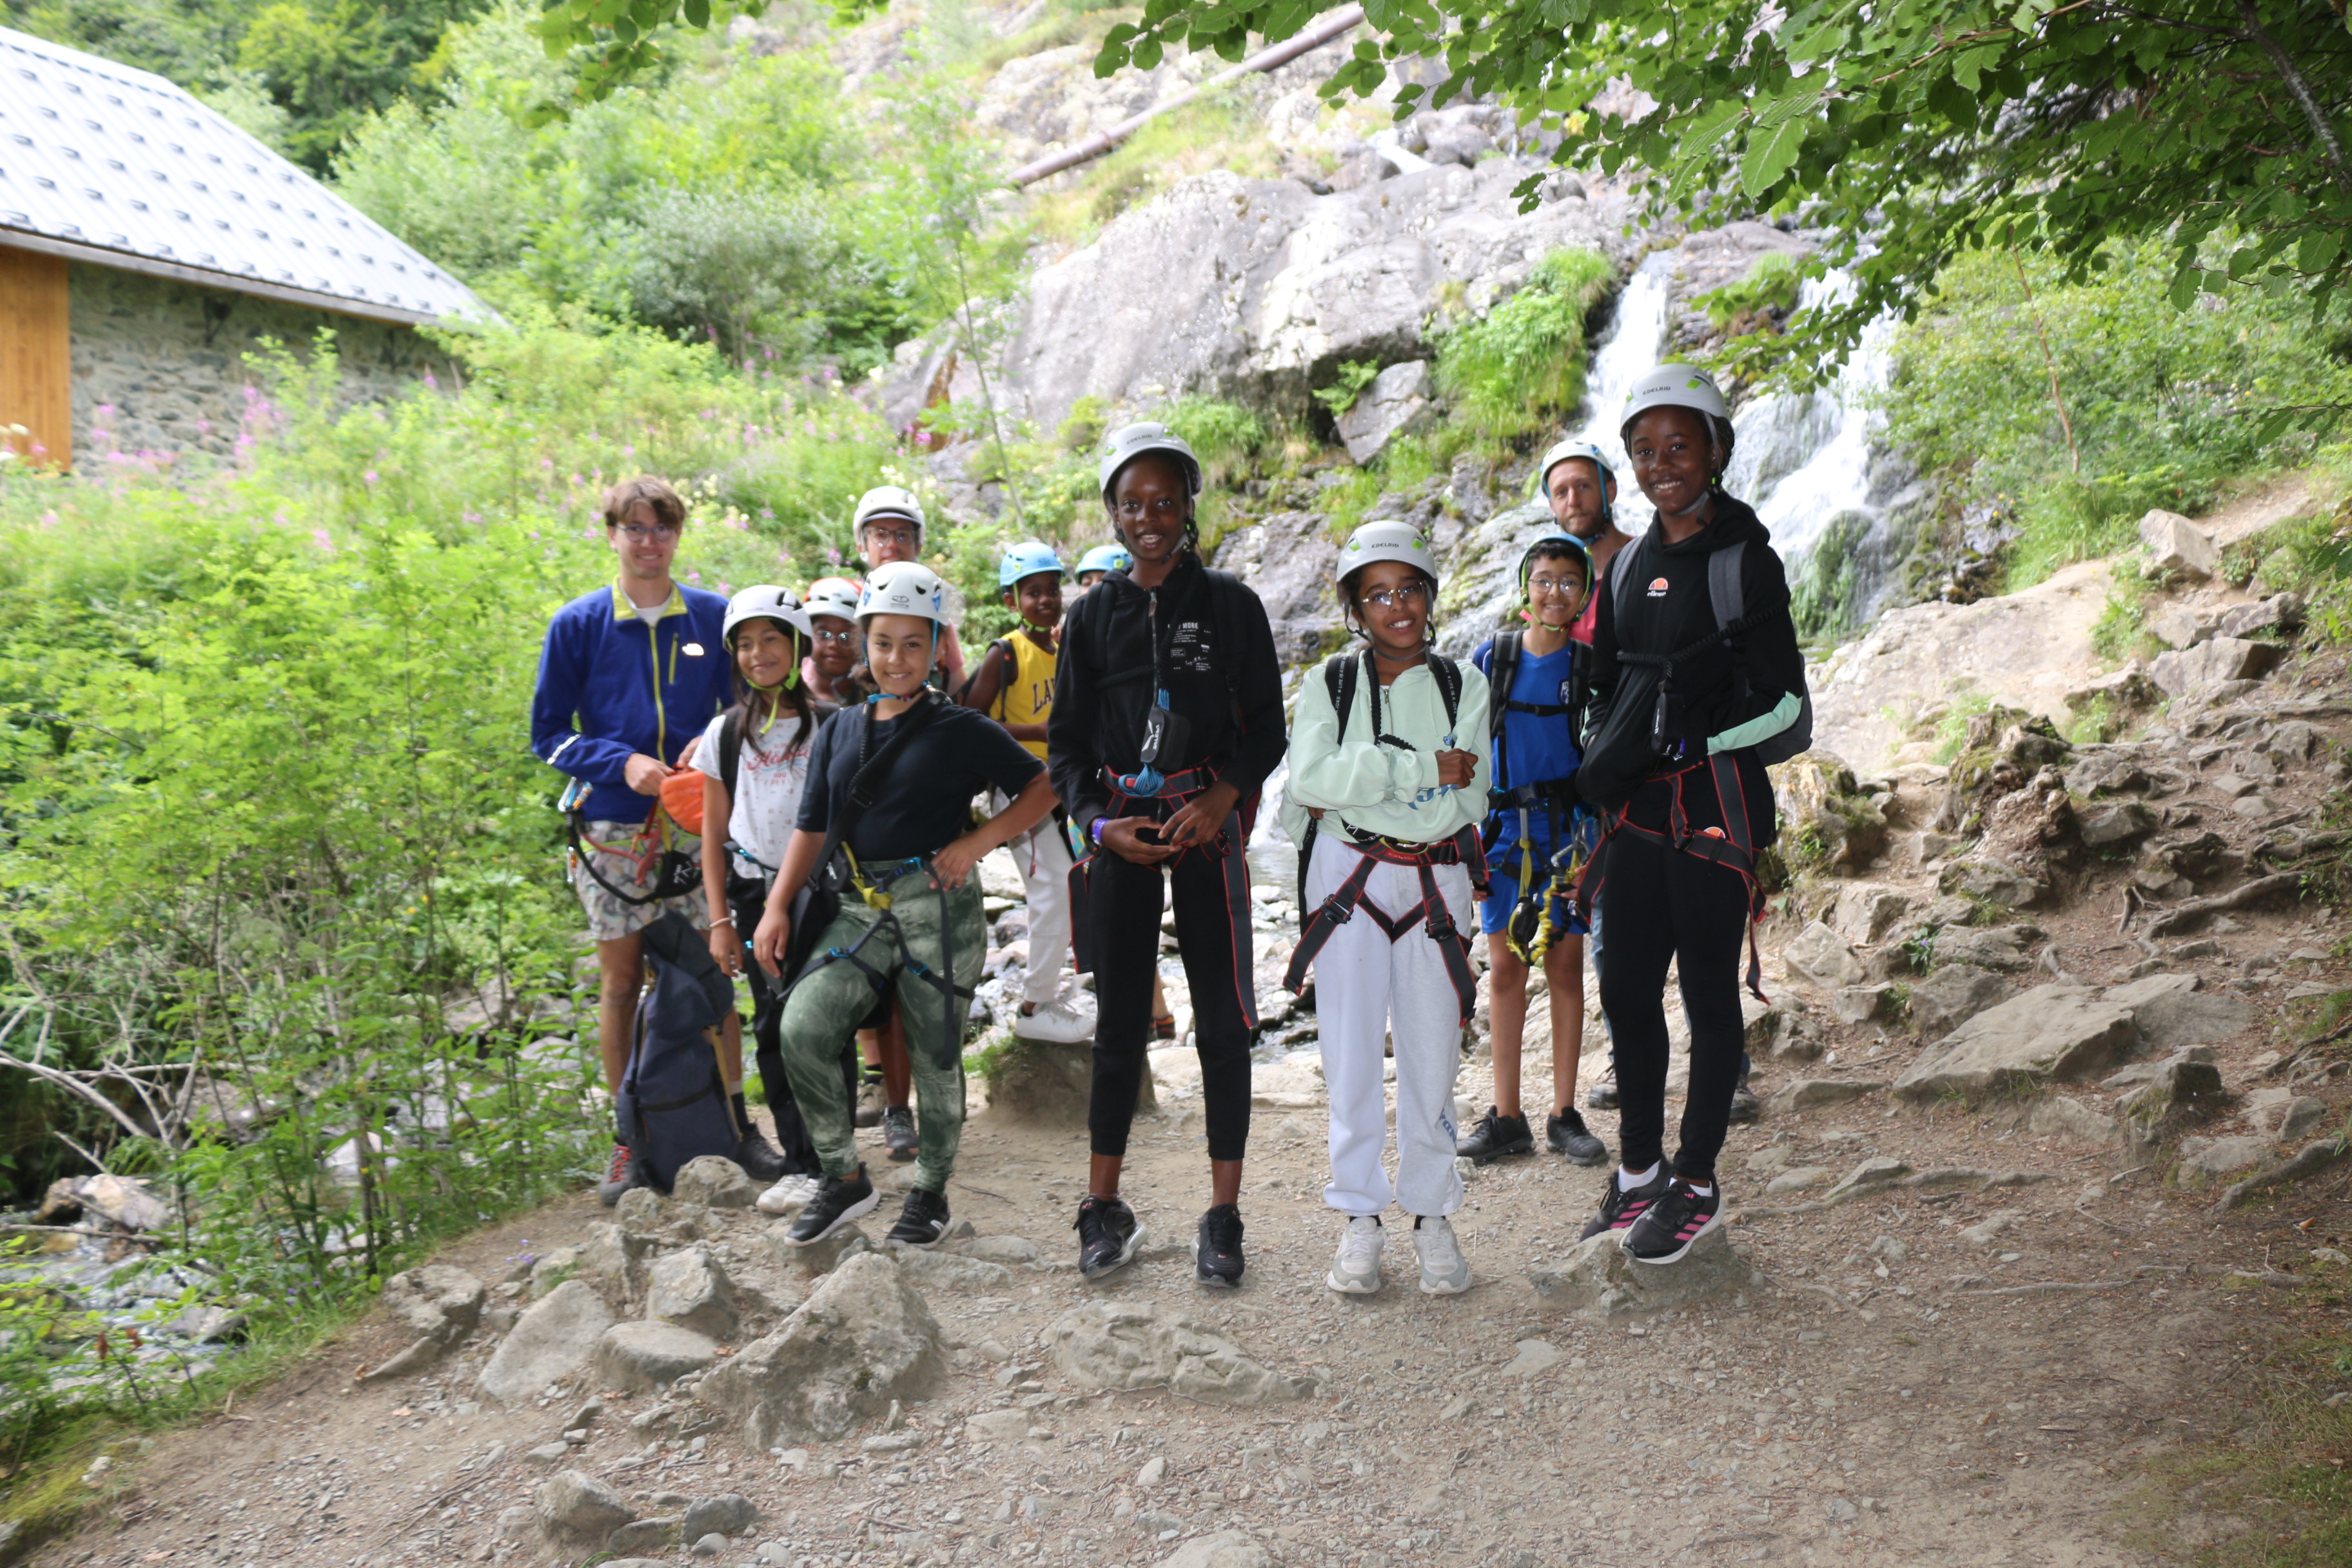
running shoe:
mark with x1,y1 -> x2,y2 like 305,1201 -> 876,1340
1586,1070 -> 1620,1112
882,1106 -> 918,1162
597,1143 -> 640,1207
1546,1107 -> 1609,1166
854,1075 -> 886,1129
1411,1215 -> 1471,1295
754,1173 -> 819,1215
784,1167 -> 879,1244
886,1186 -> 952,1248
1014,995 -> 1095,1044
1455,1107 -> 1534,1164
1622,1175 -> 1723,1264
1326,1215 -> 1383,1295
1075,1195 -> 1144,1280
1576,1161 -> 1676,1241
734,1127 -> 790,1182
1191,1204 -> 1246,1287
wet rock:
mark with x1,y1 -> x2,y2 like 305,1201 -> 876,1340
1938,858 -> 2048,910
683,1494 -> 760,1538
2103,972 -> 2257,1052
1909,964 -> 2010,1038
478,1280 -> 614,1404
1892,984 -> 2138,1104
1765,1078 -> 1886,1114
596,1320 -> 721,1393
696,1251 -> 945,1446
673,1157 -> 757,1210
2150,637 -> 2283,698
1044,1301 -> 1316,1404
1933,925 -> 2034,972
1337,360 -> 1434,465
892,1250 -> 1015,1291
2139,509 -> 2217,578
648,1244 -> 739,1340
1528,1226 -> 1750,1318
535,1469 -> 635,1553
1783,921 -> 1865,988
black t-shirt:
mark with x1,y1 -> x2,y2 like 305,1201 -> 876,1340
796,700 -> 1044,863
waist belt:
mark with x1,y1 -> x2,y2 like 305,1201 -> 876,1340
1571,752 -> 1770,1002
1284,827 -> 1480,1026
1099,765 -> 1234,863
786,850 -> 974,1072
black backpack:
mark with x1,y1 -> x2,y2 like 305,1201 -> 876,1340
1483,629 -> 1587,761
1604,536 -> 1813,765
616,912 -> 742,1193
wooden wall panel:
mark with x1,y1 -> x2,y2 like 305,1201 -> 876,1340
0,246 -> 72,469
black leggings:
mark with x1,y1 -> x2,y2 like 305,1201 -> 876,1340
1087,841 -> 1258,1162
1596,800 -> 1750,1186
732,883 -> 855,1177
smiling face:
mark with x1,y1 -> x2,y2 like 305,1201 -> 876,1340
810,613 -> 858,678
1544,456 -> 1616,539
1108,454 -> 1191,565
730,618 -> 800,691
1524,546 -> 1591,631
1007,571 -> 1064,631
1350,559 -> 1434,660
607,500 -> 680,585
860,515 -> 921,567
863,612 -> 937,698
1626,406 -> 1721,518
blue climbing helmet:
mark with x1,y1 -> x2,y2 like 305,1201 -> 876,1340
1075,543 -> 1133,578
1516,529 -> 1592,592
998,540 -> 1068,589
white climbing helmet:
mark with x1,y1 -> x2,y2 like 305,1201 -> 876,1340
858,560 -> 951,626
803,576 -> 865,625
1335,519 -> 1439,594
722,585 -> 814,647
1620,363 -> 1737,458
1534,437 -> 1617,500
1097,422 -> 1202,501
852,485 -> 925,544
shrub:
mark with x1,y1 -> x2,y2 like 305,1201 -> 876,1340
1435,248 -> 1616,444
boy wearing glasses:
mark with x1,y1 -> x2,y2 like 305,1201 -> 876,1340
531,477 -> 788,1200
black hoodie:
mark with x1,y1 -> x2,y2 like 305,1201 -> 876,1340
1582,495 -> 1802,841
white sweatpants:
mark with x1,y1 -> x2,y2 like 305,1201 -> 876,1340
1306,834 -> 1473,1219
1008,805 -> 1075,1008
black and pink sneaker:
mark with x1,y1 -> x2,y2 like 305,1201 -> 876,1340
1577,1162 -> 1676,1241
1622,1176 -> 1723,1264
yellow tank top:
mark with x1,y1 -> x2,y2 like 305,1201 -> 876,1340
992,631 -> 1056,760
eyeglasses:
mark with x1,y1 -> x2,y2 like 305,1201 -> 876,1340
1360,582 -> 1429,610
614,523 -> 679,541
813,627 -> 857,644
1115,498 -> 1188,522
1527,574 -> 1587,595
861,525 -> 917,547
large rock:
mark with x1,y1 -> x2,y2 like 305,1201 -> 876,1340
2113,1050 -> 2228,1128
382,1264 -> 484,1344
478,1280 -> 614,1404
979,1035 -> 1155,1124
1829,884 -> 1914,945
892,1250 -> 1015,1291
2026,1096 -> 2121,1146
596,1320 -> 721,1393
2103,972 -> 2257,1052
1336,359 -> 1434,464
1767,754 -> 1889,870
694,1251 -> 945,1447
648,1244 -> 739,1339
1892,984 -> 2139,1104
1908,964 -> 2009,1037
1044,1301 -> 1315,1404
2138,509 -> 2218,578
1210,509 -> 1340,665
1528,1226 -> 1750,1318
672,1157 -> 757,1210
1781,921 -> 1865,988
2174,1135 -> 2273,1186
1938,858 -> 2049,909
681,1494 -> 759,1539
1160,1532 -> 1279,1568
2150,637 -> 2282,698
534,1470 -> 635,1554
1932,925 -> 2034,972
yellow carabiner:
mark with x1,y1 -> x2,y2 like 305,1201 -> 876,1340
843,847 -> 894,912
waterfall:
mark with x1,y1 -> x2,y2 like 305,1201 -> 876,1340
1565,256 -> 1672,475
1725,275 -> 1896,569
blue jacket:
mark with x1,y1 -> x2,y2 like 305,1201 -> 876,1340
531,580 -> 731,823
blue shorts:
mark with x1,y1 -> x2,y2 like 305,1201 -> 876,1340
1480,837 -> 1596,940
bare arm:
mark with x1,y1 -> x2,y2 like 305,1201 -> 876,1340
931,773 -> 1058,889
752,827 -> 828,977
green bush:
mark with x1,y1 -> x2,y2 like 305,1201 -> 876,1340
1313,361 -> 1382,418
1435,248 -> 1616,444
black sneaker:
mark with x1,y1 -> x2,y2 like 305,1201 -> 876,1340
886,1186 -> 950,1248
1586,1071 -> 1620,1112
1622,1176 -> 1723,1264
597,1143 -> 641,1207
785,1167 -> 879,1244
734,1126 -> 790,1183
1456,1107 -> 1534,1164
1546,1108 -> 1609,1166
1191,1204 -> 1246,1287
1576,1161 -> 1676,1242
883,1106 -> 917,1162
1075,1195 -> 1144,1280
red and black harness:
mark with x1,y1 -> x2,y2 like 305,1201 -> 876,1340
1571,751 -> 1772,1002
1284,823 -> 1488,1027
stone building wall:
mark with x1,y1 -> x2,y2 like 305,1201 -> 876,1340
68,264 -> 459,462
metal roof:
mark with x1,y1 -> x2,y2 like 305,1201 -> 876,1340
0,24 -> 490,326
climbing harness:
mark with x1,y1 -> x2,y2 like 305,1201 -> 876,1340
1571,752 -> 1772,1002
562,778 -> 702,906
1283,826 -> 1484,1027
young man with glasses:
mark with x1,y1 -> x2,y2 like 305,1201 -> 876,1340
531,477 -> 789,1202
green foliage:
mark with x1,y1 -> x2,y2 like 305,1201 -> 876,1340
1434,249 -> 1614,444
1882,243 -> 2352,587
1692,250 -> 1803,333
1313,361 -> 1382,418
2235,501 -> 2352,647
2090,582 -> 2159,664
1786,509 -> 1872,642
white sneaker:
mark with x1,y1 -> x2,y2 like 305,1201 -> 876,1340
1412,1215 -> 1471,1295
1013,995 -> 1095,1044
1326,1215 -> 1383,1295
755,1173 -> 820,1215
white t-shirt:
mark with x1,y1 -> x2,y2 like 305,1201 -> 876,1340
701,706 -> 816,879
